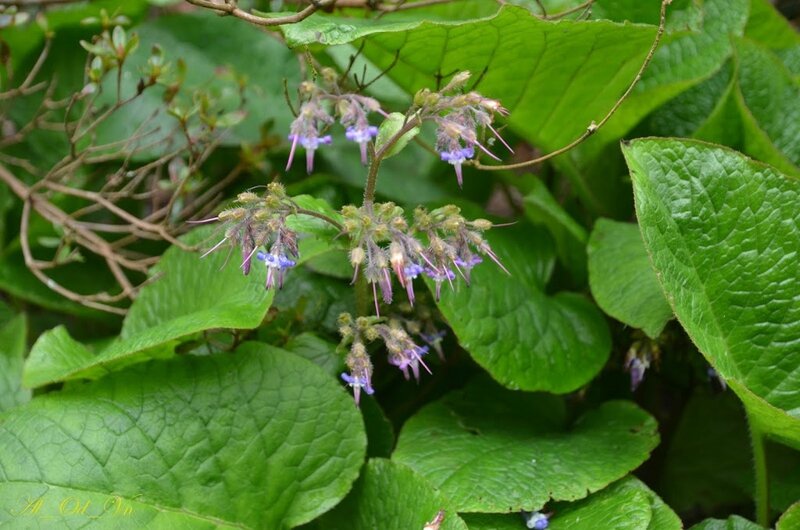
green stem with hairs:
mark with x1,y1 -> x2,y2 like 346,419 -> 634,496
362,115 -> 421,207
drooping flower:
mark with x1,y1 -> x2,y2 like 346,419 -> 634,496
342,341 -> 374,405
389,345 -> 430,382
425,266 -> 456,301
257,250 -> 296,290
625,351 -> 651,392
340,371 -> 374,405
286,100 -> 334,174
346,124 -> 379,164
439,146 -> 475,187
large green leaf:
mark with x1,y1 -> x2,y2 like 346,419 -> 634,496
587,218 -> 672,338
23,228 -> 273,388
0,343 -> 366,529
431,224 -> 610,393
392,381 -> 659,512
623,138 -> 800,448
282,5 -> 655,212
318,459 -> 468,530
0,314 -> 30,413
463,476 -> 680,530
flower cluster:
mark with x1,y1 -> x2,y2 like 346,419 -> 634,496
412,71 -> 512,186
342,202 -> 508,314
286,69 -> 383,173
338,313 -> 443,404
196,183 -> 298,289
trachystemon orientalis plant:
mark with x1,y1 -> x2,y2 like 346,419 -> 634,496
201,69 -> 512,403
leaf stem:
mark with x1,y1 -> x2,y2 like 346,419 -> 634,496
292,207 -> 344,231
748,413 -> 770,527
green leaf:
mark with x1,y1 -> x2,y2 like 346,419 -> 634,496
284,332 -> 343,377
550,477 -> 679,530
392,380 -> 659,512
318,459 -> 468,530
688,516 -> 765,530
592,0 -> 749,148
587,218 -> 672,338
623,138 -> 800,448
0,314 -> 30,413
463,476 -> 680,530
23,228 -> 273,388
283,5 -> 656,213
734,38 -> 800,175
0,343 -> 366,529
374,112 -> 420,159
778,502 -> 800,530
431,224 -> 610,393
744,0 -> 800,77
523,179 -> 588,284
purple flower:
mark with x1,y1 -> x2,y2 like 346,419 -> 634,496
439,146 -> 475,187
341,371 -> 374,405
454,255 -> 482,268
523,512 -> 550,530
390,345 -> 430,382
421,329 -> 446,360
425,266 -> 456,300
345,125 -> 379,164
404,263 -> 424,279
625,355 -> 649,392
257,251 -> 296,269
287,133 -> 332,174
257,251 -> 296,289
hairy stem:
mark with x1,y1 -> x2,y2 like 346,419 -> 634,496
363,115 -> 421,206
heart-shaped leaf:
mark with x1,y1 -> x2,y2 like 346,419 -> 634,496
392,380 -> 659,512
623,138 -> 800,448
431,224 -> 610,393
0,343 -> 366,529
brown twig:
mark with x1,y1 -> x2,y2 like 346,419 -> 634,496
183,0 -> 331,26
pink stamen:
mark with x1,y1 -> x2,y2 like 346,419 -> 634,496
286,134 -> 299,171
187,216 -> 219,224
200,237 -> 228,259
475,140 -> 500,161
488,123 -> 514,153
